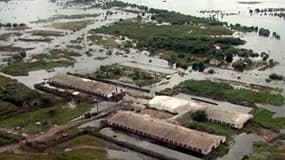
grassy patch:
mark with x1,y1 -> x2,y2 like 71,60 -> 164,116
0,45 -> 33,52
1,60 -> 73,76
32,14 -> 99,23
29,30 -> 64,37
53,14 -> 99,20
50,20 -> 93,30
66,44 -> 83,50
18,38 -> 53,42
178,112 -> 233,158
0,75 -> 60,130
245,140 -> 285,160
0,131 -> 21,146
207,140 -> 231,160
177,80 -> 284,106
0,32 -> 22,40
178,113 -> 235,137
0,100 -> 18,117
88,34 -> 120,49
55,135 -> 106,150
0,148 -> 113,160
188,121 -> 235,137
253,108 -> 285,132
33,49 -> 81,61
0,154 -> 49,160
94,56 -> 108,60
55,149 -> 111,160
0,75 -> 46,107
0,103 -> 90,134
1,49 -> 80,76
94,21 -> 233,40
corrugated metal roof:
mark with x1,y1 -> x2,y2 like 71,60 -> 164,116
49,73 -> 122,97
149,96 -> 253,129
108,111 -> 226,155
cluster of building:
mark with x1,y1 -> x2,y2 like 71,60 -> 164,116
149,96 -> 253,129
107,96 -> 253,155
45,74 -> 253,156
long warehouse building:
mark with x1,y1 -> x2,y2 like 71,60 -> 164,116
48,73 -> 124,100
107,111 -> 226,155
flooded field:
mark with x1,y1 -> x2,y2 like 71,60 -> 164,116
120,0 -> 285,90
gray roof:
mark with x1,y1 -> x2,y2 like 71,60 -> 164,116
108,111 -> 226,155
49,73 -> 122,97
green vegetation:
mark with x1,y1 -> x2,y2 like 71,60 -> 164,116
0,154 -> 49,160
190,121 -> 235,137
269,73 -> 284,81
50,20 -> 93,30
208,140 -> 231,160
18,38 -> 53,42
178,111 -> 235,137
1,60 -> 73,76
55,135 -> 105,150
100,0 -> 148,10
0,76 -> 39,106
149,8 -> 224,25
29,30 -> 64,37
94,56 -> 108,60
0,75 -> 58,121
95,21 -> 233,40
66,44 -> 83,50
0,149 -> 114,160
0,131 -> 21,146
94,20 -> 269,70
88,34 -> 120,49
231,58 -> 266,72
191,110 -> 208,122
32,14 -> 99,23
94,64 -> 165,86
1,49 -> 81,76
0,45 -> 33,52
245,140 -> 285,160
253,108 -> 285,132
229,23 -> 258,33
0,32 -> 22,40
178,111 -> 232,158
177,80 -> 284,106
0,135 -> 114,160
34,49 -> 81,61
1,103 -> 90,134
53,14 -> 99,19
54,149 -> 112,160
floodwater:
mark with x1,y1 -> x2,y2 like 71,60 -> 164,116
218,133 -> 261,160
0,0 -> 101,23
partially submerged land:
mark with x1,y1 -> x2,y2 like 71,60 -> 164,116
0,0 -> 285,160
93,64 -> 166,86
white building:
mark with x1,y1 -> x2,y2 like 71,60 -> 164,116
148,96 -> 253,129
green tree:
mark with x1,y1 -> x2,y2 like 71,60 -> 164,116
192,110 -> 208,122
